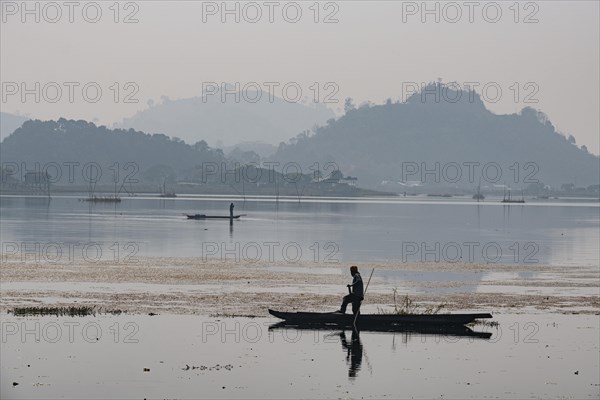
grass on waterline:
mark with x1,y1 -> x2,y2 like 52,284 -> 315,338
10,306 -> 124,317
377,289 -> 447,315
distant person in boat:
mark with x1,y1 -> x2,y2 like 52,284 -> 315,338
337,266 -> 364,315
229,202 -> 234,218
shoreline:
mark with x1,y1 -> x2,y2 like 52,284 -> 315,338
2,256 -> 598,316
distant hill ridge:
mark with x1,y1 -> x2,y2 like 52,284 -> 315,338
270,83 -> 599,188
0,112 -> 29,140
116,87 -> 335,147
1,84 -> 597,190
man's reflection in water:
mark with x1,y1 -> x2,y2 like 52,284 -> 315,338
339,330 -> 363,379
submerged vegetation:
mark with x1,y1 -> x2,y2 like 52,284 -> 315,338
377,289 -> 447,315
10,306 -> 124,317
210,313 -> 258,318
467,319 -> 500,327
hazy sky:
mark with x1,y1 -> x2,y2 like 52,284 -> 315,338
1,1 -> 599,153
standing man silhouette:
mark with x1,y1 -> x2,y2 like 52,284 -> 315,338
229,202 -> 235,219
337,266 -> 364,315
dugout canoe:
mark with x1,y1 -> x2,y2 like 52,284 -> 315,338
186,214 -> 243,220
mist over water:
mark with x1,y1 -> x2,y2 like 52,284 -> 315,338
1,1 -> 599,398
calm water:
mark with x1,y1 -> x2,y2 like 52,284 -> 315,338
2,196 -> 599,399
1,314 -> 598,399
0,194 -> 598,266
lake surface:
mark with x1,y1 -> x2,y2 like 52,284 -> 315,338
1,194 -> 598,266
2,195 -> 599,399
1,313 -> 598,399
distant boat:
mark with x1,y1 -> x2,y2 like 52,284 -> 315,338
81,196 -> 121,203
427,194 -> 452,198
502,188 -> 525,203
473,179 -> 485,200
82,181 -> 122,202
186,214 -> 244,220
159,180 -> 177,198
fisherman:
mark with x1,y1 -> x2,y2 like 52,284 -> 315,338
229,202 -> 234,218
337,266 -> 364,315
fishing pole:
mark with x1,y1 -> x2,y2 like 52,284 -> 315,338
353,268 -> 374,330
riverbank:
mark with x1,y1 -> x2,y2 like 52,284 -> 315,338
1,256 -> 598,316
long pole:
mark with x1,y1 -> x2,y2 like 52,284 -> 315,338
353,268 -> 374,329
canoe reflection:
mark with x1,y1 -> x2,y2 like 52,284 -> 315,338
268,322 -> 492,339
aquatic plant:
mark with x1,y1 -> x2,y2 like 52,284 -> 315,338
210,313 -> 258,318
467,319 -> 500,327
10,306 -> 124,317
377,289 -> 447,315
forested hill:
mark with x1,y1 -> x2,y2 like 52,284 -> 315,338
0,118 -> 225,184
270,84 -> 599,189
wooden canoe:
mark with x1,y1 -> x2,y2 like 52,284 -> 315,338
186,214 -> 243,220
